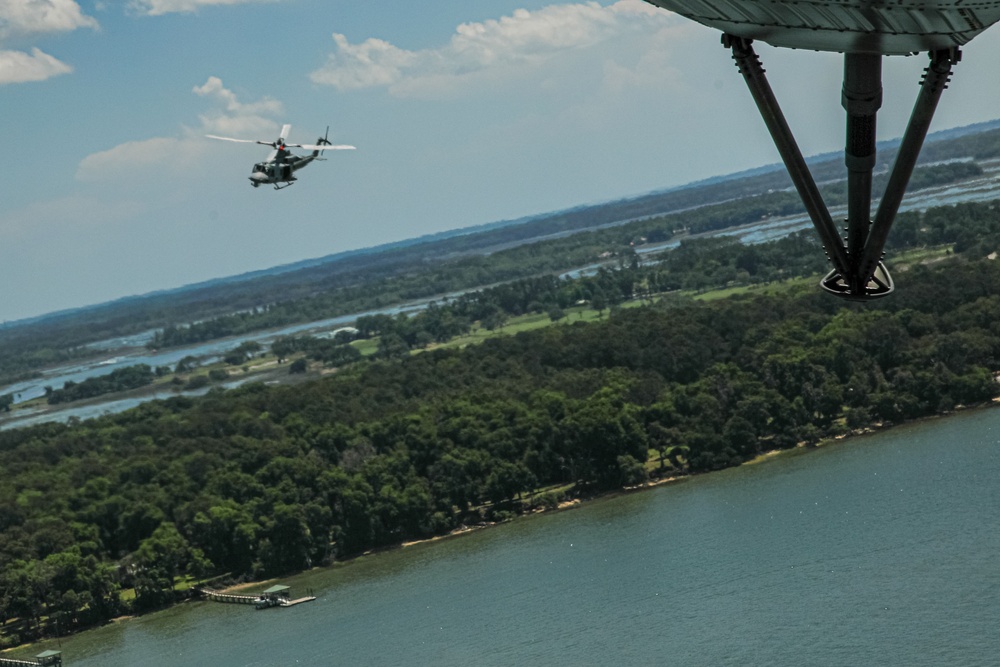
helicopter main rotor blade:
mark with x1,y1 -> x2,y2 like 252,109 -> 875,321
288,143 -> 357,151
205,134 -> 276,147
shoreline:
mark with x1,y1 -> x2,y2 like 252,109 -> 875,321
3,399 -> 996,657
189,401 -> 996,588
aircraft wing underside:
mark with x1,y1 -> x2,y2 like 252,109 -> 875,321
645,0 -> 1000,54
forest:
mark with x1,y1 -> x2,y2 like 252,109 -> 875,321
4,191 -> 1000,646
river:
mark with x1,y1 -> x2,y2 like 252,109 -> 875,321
12,407 -> 999,666
0,302 -> 426,407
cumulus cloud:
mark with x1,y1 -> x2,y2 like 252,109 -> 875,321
127,0 -> 279,16
0,0 -> 97,85
76,77 -> 283,181
310,0 -> 675,96
0,48 -> 72,84
192,76 -> 285,140
0,0 -> 98,39
193,76 -> 284,123
76,137 -> 206,182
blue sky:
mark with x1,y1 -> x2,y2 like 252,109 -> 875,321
4,0 -> 1000,323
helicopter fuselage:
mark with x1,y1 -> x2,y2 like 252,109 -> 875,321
249,150 -> 322,189
208,124 -> 352,190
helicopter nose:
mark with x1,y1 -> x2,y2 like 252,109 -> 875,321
249,172 -> 268,183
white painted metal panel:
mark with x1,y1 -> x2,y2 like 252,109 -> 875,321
644,1 -> 1000,53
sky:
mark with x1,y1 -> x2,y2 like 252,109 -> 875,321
4,0 -> 1000,323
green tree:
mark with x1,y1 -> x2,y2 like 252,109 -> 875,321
377,334 -> 410,359
131,523 -> 192,609
256,503 -> 313,576
483,460 -> 535,507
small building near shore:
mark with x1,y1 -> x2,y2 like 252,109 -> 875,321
262,585 -> 291,601
254,584 -> 292,609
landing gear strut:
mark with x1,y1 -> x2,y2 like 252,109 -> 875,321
724,35 -> 959,300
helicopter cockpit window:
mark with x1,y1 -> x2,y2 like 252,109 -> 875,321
252,164 -> 265,173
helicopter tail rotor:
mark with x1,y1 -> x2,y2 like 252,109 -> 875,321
303,126 -> 355,156
315,127 -> 332,154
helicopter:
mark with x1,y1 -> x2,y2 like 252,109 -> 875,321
641,0 -> 1000,299
206,124 -> 355,189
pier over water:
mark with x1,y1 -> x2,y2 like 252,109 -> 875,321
195,585 -> 315,610
0,650 -> 61,667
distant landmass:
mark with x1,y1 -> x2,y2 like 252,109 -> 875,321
5,116 -> 1000,332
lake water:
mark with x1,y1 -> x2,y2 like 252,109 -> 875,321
13,406 -> 1000,666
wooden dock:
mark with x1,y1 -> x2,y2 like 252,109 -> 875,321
0,650 -> 61,666
195,585 -> 316,609
280,597 -> 316,607
195,589 -> 259,605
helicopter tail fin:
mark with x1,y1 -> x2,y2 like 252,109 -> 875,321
312,126 -> 332,157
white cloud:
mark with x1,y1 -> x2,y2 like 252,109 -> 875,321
0,0 -> 98,39
193,76 -> 284,122
310,0 -> 677,97
0,47 -> 72,84
0,1 -> 96,85
127,0 -> 279,16
312,35 -> 416,91
76,77 -> 283,182
76,137 -> 208,182
193,76 -> 284,139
